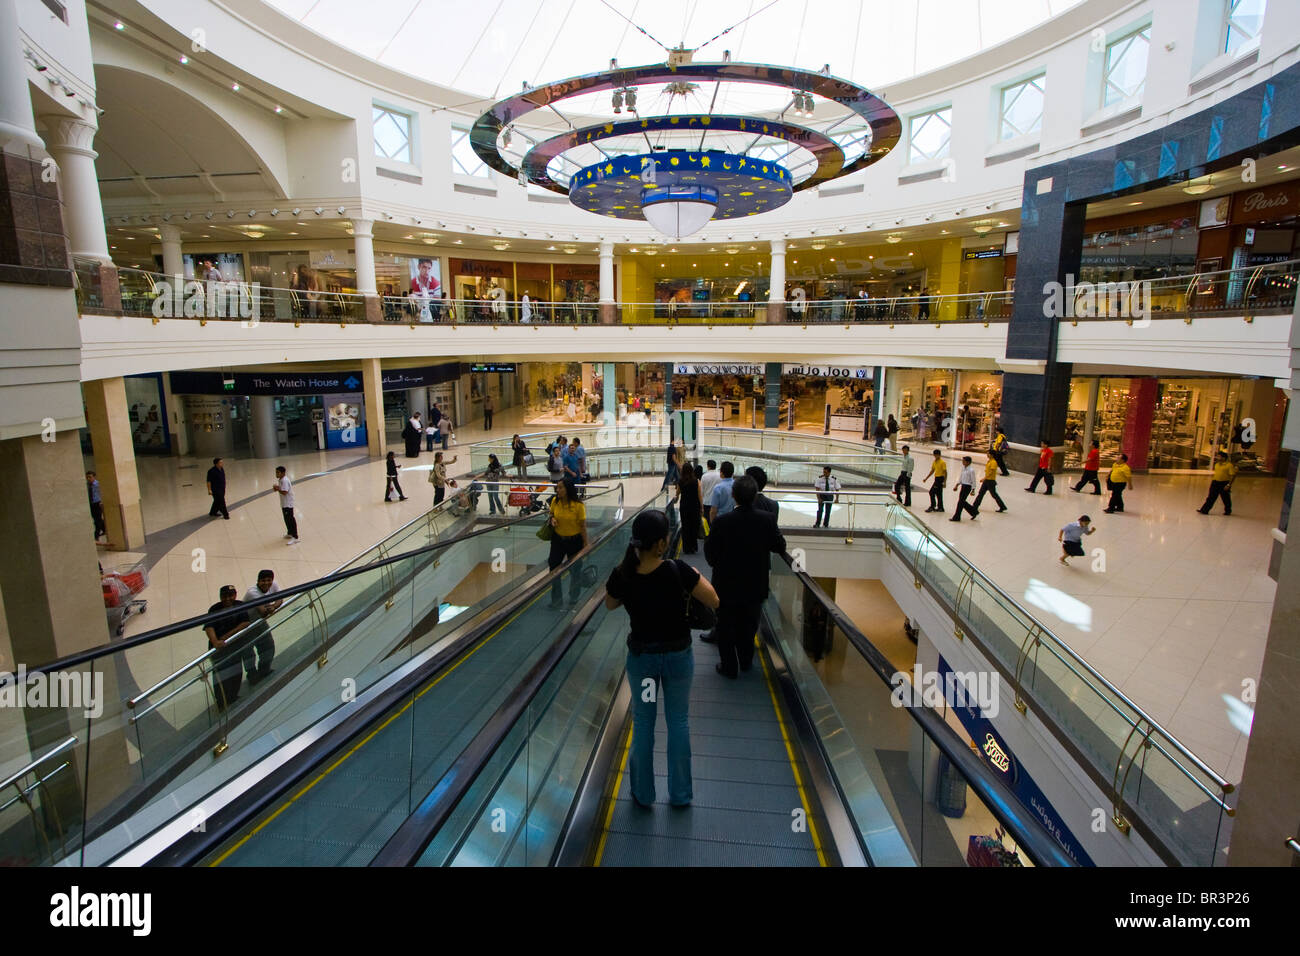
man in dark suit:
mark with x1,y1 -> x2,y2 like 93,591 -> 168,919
746,465 -> 780,522
704,475 -> 786,678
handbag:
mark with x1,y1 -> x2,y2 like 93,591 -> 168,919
667,559 -> 716,630
537,505 -> 555,540
522,453 -> 535,466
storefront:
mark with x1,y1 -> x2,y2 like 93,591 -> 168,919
520,361 -> 605,425
780,364 -> 876,434
668,364 -> 765,425
1064,374 -> 1289,473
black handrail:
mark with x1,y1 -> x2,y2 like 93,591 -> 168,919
29,485 -> 617,676
781,555 -> 1075,867
128,490 -> 660,866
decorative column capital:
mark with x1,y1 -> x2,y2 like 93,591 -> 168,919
158,223 -> 183,244
39,114 -> 98,159
598,239 -> 614,258
769,238 -> 786,256
350,217 -> 374,238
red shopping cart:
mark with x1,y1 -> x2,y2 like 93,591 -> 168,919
102,560 -> 149,636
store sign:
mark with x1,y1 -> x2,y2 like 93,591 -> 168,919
1230,182 -> 1300,224
673,363 -> 765,375
783,364 -> 876,379
469,363 -> 517,373
938,656 -> 1096,867
171,362 -> 459,396
309,249 -> 353,269
963,248 -> 1003,260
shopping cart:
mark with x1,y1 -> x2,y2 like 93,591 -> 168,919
102,560 -> 149,636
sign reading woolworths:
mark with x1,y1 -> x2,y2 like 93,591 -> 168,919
673,364 -> 765,375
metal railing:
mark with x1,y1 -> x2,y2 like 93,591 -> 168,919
78,257 -> 1298,326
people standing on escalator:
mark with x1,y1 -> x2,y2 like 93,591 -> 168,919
204,585 -> 250,711
546,477 -> 588,609
678,463 -> 703,553
605,509 -> 719,808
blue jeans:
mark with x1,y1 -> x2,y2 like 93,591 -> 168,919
625,647 -> 693,806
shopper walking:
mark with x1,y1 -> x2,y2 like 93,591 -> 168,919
482,393 -> 495,431
1025,441 -> 1055,494
438,412 -> 453,450
1104,454 -> 1132,513
704,476 -> 785,678
241,569 -> 281,685
951,456 -> 979,521
512,434 -> 531,478
1198,453 -> 1236,515
87,471 -> 108,540
1058,515 -> 1096,565
894,446 -> 914,506
678,462 -> 704,553
384,451 -> 407,502
887,414 -> 900,447
661,438 -> 683,491
605,509 -> 719,808
923,449 -> 947,513
273,466 -> 299,544
206,457 -> 230,519
813,466 -> 841,527
547,442 -> 565,483
971,455 -> 1007,514
990,429 -> 1010,476
483,453 -> 507,515
546,477 -> 588,608
428,450 -> 457,506
873,418 -> 889,449
1073,440 -> 1102,495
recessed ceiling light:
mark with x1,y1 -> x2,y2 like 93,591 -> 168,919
113,20 -> 124,30
1277,164 -> 1291,171
231,82 -> 240,92
274,106 -> 283,114
629,247 -> 638,252
1127,201 -> 1142,206
288,231 -> 298,235
179,55 -> 189,65
829,257 -> 836,262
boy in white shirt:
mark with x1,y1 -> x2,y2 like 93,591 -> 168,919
894,445 -> 914,506
273,466 -> 298,543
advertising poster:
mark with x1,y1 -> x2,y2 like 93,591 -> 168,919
322,393 -> 366,449
409,256 -> 443,323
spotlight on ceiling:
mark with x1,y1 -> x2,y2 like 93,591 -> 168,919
247,209 -> 256,217
270,208 -> 279,217
292,207 -> 301,216
204,211 -> 214,220
183,211 -> 192,220
226,210 -> 235,218
611,88 -> 623,114
336,206 -> 346,215
314,207 -> 323,215
624,87 -> 637,111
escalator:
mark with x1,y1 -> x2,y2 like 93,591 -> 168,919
117,506 -> 1071,868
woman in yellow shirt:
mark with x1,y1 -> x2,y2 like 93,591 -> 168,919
1104,454 -> 1133,514
547,477 -> 589,608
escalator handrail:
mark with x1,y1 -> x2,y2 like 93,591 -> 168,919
779,553 -> 1077,867
115,489 -> 658,866
32,482 -> 624,676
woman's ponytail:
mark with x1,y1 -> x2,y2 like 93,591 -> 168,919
619,541 -> 640,579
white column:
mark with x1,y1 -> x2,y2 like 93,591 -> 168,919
769,238 -> 786,302
352,218 -> 377,296
0,0 -> 42,153
40,116 -> 110,261
159,223 -> 183,279
598,240 -> 615,303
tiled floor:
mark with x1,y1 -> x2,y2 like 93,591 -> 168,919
101,410 -> 1280,784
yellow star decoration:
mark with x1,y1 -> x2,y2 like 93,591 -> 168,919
701,116 -> 711,125
604,124 -> 613,133
604,162 -> 614,174
701,156 -> 711,167
670,157 -> 679,166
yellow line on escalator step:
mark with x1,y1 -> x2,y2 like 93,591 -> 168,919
209,591 -> 544,866
592,719 -> 634,867
756,635 -> 827,867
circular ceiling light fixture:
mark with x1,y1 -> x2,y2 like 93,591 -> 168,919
1183,175 -> 1214,196
471,57 -> 899,241
885,234 -> 902,243
972,222 -> 994,235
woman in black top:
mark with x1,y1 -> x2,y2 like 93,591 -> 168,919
605,510 -> 719,808
887,414 -> 899,443
677,464 -> 703,554
384,452 -> 407,502
482,454 -> 506,514
511,434 -> 529,478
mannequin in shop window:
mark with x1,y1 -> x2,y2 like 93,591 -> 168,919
294,265 -> 319,319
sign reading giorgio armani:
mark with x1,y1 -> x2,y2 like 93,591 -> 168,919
1230,182 -> 1300,224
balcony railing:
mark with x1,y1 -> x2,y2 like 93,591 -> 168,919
74,258 -> 1300,327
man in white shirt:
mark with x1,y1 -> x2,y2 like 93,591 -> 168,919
894,445 -> 914,506
813,466 -> 841,527
273,466 -> 298,543
242,569 -> 281,684
700,459 -> 721,504
950,455 -> 979,522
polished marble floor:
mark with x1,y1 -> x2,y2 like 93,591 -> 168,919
93,405 -> 1279,783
